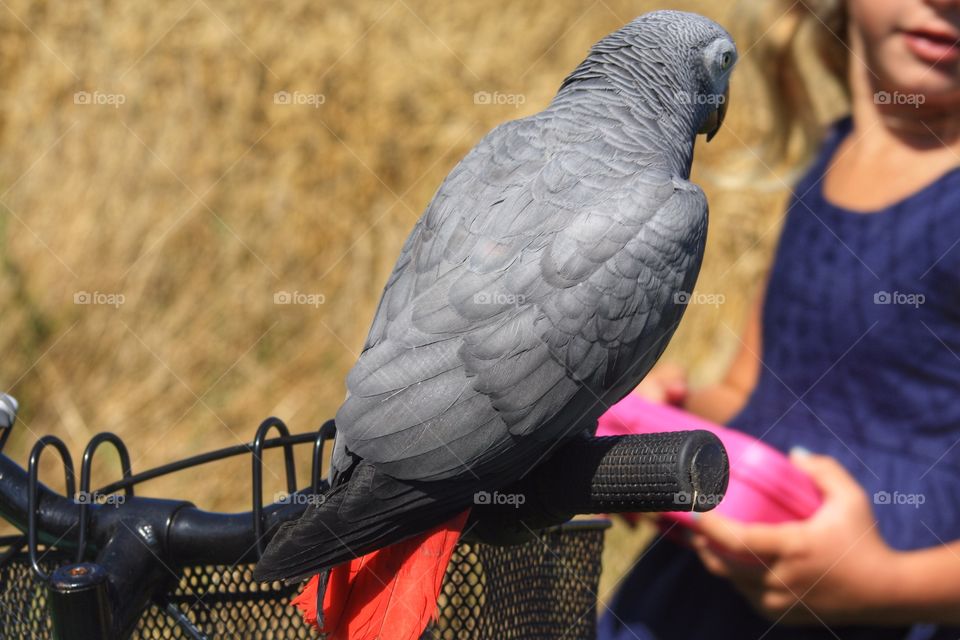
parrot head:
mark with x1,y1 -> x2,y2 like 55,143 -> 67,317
558,10 -> 737,144
695,32 -> 737,142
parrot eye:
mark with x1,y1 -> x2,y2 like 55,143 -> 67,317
720,51 -> 733,71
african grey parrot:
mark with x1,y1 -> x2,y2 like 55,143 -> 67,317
255,10 -> 736,639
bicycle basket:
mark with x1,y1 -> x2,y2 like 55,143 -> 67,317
0,520 -> 608,640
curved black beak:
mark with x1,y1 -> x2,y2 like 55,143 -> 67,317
700,87 -> 729,142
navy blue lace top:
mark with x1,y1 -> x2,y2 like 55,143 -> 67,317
598,117 -> 960,640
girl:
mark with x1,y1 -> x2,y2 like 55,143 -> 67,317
599,1 -> 960,638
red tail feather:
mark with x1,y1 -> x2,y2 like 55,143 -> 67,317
292,510 -> 470,639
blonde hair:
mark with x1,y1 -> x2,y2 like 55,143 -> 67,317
743,0 -> 850,173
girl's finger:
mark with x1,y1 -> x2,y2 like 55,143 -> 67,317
694,543 -> 731,578
789,451 -> 861,499
692,536 -> 768,582
695,513 -> 787,558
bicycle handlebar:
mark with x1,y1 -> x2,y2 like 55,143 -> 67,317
1,433 -> 727,559
0,416 -> 728,640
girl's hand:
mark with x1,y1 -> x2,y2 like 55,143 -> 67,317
632,363 -> 687,406
691,451 -> 900,625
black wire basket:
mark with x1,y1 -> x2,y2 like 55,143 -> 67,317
1,520 -> 609,640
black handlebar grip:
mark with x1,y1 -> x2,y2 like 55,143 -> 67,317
465,431 -> 728,545
560,431 -> 729,514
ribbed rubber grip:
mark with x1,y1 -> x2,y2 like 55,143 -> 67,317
466,431 -> 728,545
552,431 -> 728,514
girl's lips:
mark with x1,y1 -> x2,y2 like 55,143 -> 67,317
903,29 -> 960,65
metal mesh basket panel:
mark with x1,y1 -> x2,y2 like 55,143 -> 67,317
0,546 -> 64,639
426,523 -> 605,640
0,523 -> 606,640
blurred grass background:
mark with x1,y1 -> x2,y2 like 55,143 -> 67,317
0,0 -> 842,602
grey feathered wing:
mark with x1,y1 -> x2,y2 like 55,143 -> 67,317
255,113 -> 707,581
335,114 -> 707,481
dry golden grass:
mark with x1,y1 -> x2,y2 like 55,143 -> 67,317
0,0 -> 842,600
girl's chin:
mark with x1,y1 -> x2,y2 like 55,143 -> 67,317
880,56 -> 960,102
